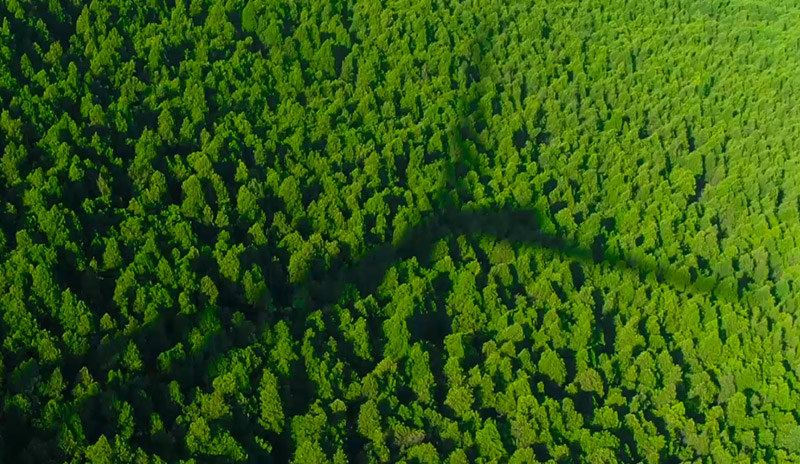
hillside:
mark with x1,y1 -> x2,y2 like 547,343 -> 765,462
3,0 -> 800,462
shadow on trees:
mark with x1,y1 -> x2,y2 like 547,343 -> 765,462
0,16 -> 735,464
81,199 -> 724,463
294,205 -> 729,320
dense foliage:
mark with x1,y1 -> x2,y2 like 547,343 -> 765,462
3,0 -> 800,462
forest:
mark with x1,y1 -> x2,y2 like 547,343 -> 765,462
3,0 -> 800,462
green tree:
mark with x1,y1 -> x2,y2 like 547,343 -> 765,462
445,386 -> 474,420
85,435 -> 114,464
259,368 -> 284,433
122,341 -> 143,372
181,175 -> 206,219
406,343 -> 435,404
236,184 -> 258,221
538,348 -> 567,385
476,419 -> 507,462
103,237 -> 122,270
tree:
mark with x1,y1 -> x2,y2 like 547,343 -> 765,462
775,423 -> 800,453
269,321 -> 298,376
158,107 -> 175,142
576,367 -> 604,396
103,237 -> 122,270
85,435 -> 114,464
358,400 -> 389,462
406,443 -> 440,464
181,175 -> 206,219
476,419 -> 507,462
236,184 -> 258,221
406,343 -> 435,404
200,276 -> 219,305
259,368 -> 284,433
218,245 -> 244,283
287,240 -> 315,284
538,348 -> 567,386
383,314 -> 410,360
508,448 -> 537,464
279,175 -> 302,213
241,0 -> 260,34
445,386 -> 474,420
294,441 -> 330,464
122,341 -> 143,372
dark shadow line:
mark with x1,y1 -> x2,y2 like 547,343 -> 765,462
2,14 -> 733,464
293,205 -> 728,319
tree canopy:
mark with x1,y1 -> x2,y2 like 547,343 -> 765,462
2,0 -> 800,462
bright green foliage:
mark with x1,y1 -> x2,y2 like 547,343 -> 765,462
2,0 -> 800,462
85,435 -> 114,464
538,348 -> 567,386
259,368 -> 284,433
476,419 -> 507,462
102,237 -> 122,270
406,343 -> 435,404
122,341 -> 143,372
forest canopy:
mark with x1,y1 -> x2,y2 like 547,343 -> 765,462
3,0 -> 800,463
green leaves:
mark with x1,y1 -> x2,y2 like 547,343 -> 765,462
218,244 -> 244,283
406,343 -> 435,404
122,341 -> 143,372
358,399 -> 389,461
475,419 -> 507,462
102,237 -> 122,270
3,0 -> 800,462
241,1 -> 259,33
236,185 -> 258,221
181,175 -> 206,219
445,386 -> 474,419
258,368 -> 284,433
537,348 -> 567,386
85,435 -> 114,464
